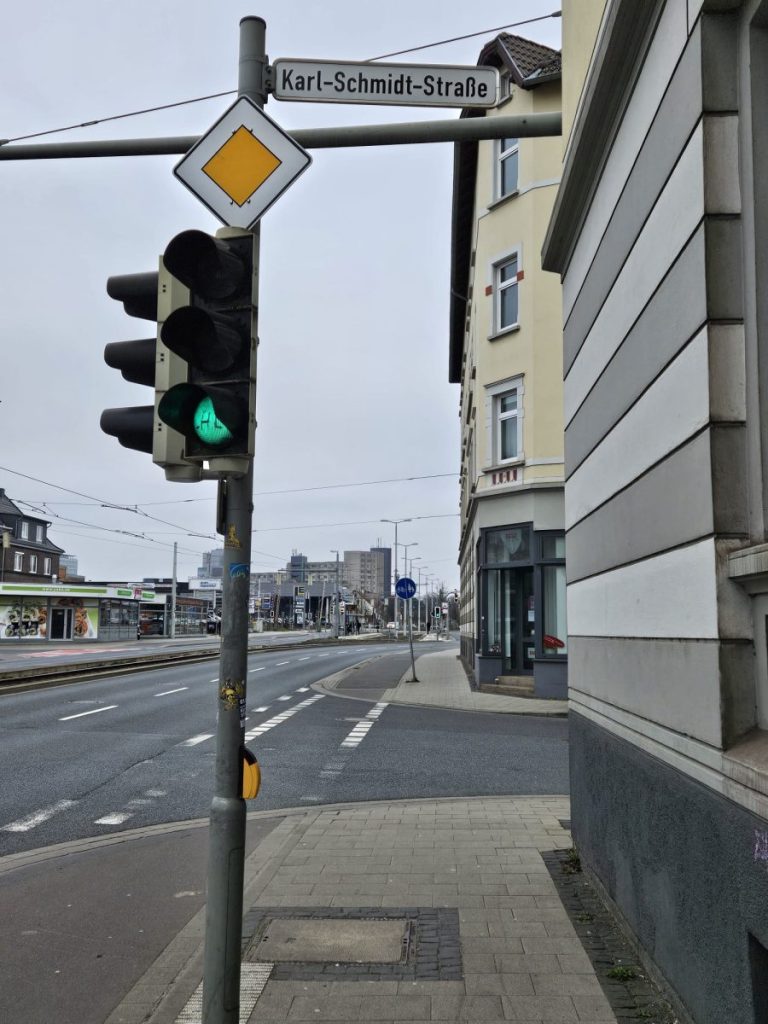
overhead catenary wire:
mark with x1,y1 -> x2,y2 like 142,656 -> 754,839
0,11 -> 561,146
18,470 -> 459,507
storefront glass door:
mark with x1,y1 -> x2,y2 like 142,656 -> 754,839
501,567 -> 534,675
50,607 -> 73,640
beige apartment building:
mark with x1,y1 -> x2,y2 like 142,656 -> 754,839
450,34 -> 566,696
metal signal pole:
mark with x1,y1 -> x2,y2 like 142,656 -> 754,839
202,17 -> 263,1024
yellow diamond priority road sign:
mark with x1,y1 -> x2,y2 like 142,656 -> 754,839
173,97 -> 311,229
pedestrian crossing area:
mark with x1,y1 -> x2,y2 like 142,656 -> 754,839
0,683 -> 390,842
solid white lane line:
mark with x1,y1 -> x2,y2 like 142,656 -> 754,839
59,705 -> 118,721
154,687 -> 188,697
181,733 -> 214,747
1,799 -> 77,833
244,694 -> 324,740
95,811 -> 132,826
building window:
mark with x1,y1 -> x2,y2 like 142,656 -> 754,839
20,521 -> 29,540
13,551 -> 23,572
485,376 -> 524,467
36,525 -> 44,542
494,254 -> 519,333
486,525 -> 532,565
538,531 -> 567,658
542,565 -> 567,656
44,557 -> 52,575
29,555 -> 38,574
497,390 -> 520,462
497,137 -> 519,198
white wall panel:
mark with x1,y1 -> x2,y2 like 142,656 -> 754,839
566,326 -> 709,529
568,537 -> 718,638
565,124 -> 705,426
563,0 -> 689,318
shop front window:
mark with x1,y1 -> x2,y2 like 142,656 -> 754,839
542,564 -> 567,656
486,570 -> 502,656
486,525 -> 530,564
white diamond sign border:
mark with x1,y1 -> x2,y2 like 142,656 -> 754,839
173,96 -> 312,229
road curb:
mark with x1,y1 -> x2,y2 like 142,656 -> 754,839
0,634 -> 391,692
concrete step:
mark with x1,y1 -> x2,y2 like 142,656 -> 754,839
481,675 -> 536,698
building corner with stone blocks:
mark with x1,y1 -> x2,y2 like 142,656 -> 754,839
543,1 -> 768,1022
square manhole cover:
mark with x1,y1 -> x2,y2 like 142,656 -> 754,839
249,917 -> 407,963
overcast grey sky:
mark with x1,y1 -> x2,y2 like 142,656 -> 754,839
0,1 -> 560,589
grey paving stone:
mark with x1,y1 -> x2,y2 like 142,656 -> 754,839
499,994 -> 579,1021
530,974 -> 604,996
495,954 -> 562,974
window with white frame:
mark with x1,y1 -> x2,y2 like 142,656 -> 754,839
497,137 -> 519,199
44,557 -> 52,575
485,377 -> 524,466
20,521 -> 28,539
29,554 -> 37,574
36,524 -> 44,542
493,253 -> 519,334
13,551 -> 23,572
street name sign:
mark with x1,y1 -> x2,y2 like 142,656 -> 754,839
395,577 -> 417,600
272,59 -> 499,108
173,96 -> 312,229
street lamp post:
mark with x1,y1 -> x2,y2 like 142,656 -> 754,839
409,556 -> 422,632
401,542 -> 418,648
331,550 -> 341,639
381,518 -> 411,638
416,564 -> 427,633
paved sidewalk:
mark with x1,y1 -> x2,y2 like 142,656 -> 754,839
333,647 -> 569,716
109,795 -> 617,1024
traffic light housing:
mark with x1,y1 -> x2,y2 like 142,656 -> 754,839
158,227 -> 257,477
100,264 -> 203,482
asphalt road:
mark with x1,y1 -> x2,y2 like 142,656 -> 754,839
0,641 -> 569,857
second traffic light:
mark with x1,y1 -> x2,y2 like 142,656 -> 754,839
158,228 -> 257,474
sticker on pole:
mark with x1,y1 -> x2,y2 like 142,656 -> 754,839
395,577 -> 416,600
173,96 -> 312,229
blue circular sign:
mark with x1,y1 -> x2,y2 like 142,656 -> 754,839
395,577 -> 417,600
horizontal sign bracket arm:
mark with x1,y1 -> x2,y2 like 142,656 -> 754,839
0,113 -> 560,161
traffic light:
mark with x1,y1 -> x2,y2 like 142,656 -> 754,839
157,227 -> 257,476
101,263 -> 202,482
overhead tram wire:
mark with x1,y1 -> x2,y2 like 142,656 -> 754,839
0,11 -> 561,146
16,471 -> 458,508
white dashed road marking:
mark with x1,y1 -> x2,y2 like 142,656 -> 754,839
296,687 -> 310,692
252,706 -> 270,713
95,811 -> 131,826
1,799 -> 77,833
244,694 -> 324,740
311,702 -> 389,796
180,733 -> 214,747
275,661 -> 290,666
340,702 -> 388,748
59,705 -> 118,721
154,687 -> 188,697
249,667 -> 266,673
